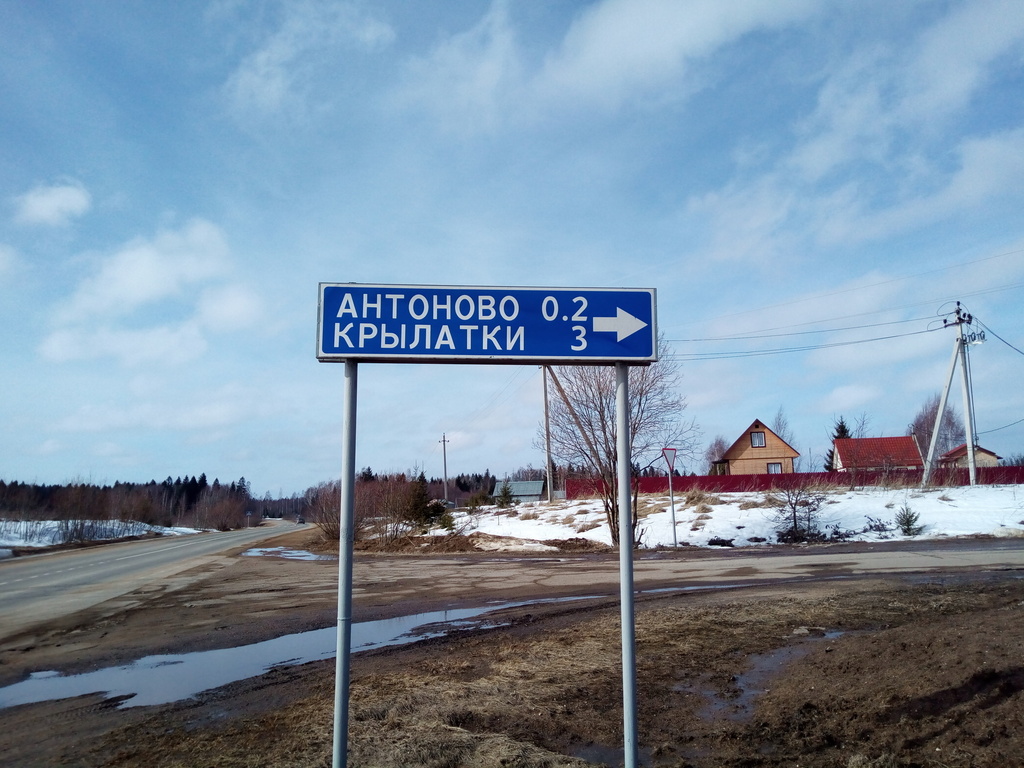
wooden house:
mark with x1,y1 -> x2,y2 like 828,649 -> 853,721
710,419 -> 800,475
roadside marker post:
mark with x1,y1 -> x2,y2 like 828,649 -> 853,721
318,283 -> 657,768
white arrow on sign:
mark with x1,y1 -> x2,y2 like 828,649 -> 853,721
592,307 -> 649,342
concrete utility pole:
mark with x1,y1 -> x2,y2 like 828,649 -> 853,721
439,433 -> 450,503
922,302 -> 982,486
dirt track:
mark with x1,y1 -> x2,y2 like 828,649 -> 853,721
1,529 -> 1023,767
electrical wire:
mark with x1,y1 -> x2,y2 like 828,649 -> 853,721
664,327 -> 942,362
702,249 -> 1024,324
669,315 -> 932,343
978,416 -> 1024,436
977,319 -> 1024,357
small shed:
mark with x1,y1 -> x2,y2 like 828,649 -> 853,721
505,480 -> 546,502
939,443 -> 1002,469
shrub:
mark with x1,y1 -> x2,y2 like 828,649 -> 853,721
863,516 -> 893,535
767,485 -> 829,543
895,503 -> 924,536
494,481 -> 517,509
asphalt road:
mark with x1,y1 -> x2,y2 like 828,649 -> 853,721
0,521 -> 296,640
3,528 -> 1024,643
348,539 -> 1024,607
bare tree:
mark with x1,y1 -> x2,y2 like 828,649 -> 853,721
852,411 -> 871,439
703,435 -> 729,474
543,349 -> 700,545
908,393 -> 964,457
770,406 -> 794,446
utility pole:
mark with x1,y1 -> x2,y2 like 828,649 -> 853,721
922,302 -> 983,486
439,433 -> 450,503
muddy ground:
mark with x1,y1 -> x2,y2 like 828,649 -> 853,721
1,530 -> 1023,768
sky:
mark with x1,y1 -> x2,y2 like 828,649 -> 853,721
2,0 -> 1024,498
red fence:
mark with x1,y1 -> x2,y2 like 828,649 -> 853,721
565,466 -> 1024,499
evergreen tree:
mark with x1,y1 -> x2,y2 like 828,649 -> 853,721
405,472 -> 443,528
823,416 -> 852,471
495,480 -> 517,509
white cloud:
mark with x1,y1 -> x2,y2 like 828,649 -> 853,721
224,0 -> 394,115
816,384 -> 883,414
396,0 -> 818,132
60,218 -> 229,321
39,218 -> 262,367
197,283 -> 263,331
819,128 -> 1024,245
54,386 -> 256,433
39,322 -> 208,367
13,181 -> 91,226
536,0 -> 818,111
394,2 -> 522,133
901,0 -> 1024,121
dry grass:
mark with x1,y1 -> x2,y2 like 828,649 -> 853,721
683,488 -> 724,507
91,579 -> 1024,768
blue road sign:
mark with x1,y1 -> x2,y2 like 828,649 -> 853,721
317,284 -> 657,364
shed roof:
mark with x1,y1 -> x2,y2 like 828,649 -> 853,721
940,443 -> 1001,461
834,437 -> 922,469
506,480 -> 545,498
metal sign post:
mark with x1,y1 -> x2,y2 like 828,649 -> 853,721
318,283 -> 658,768
616,363 -> 639,768
332,360 -> 358,768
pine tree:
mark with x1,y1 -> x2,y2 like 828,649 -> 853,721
405,472 -> 441,528
495,480 -> 517,509
823,416 -> 852,471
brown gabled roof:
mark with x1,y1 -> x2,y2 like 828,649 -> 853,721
834,437 -> 923,469
940,443 -> 1002,461
722,419 -> 800,460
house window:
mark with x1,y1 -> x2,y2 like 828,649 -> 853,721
750,431 -> 766,448
767,462 -> 782,474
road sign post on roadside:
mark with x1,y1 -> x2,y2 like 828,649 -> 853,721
318,283 -> 657,768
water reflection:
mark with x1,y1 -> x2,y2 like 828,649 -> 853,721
0,597 -> 594,710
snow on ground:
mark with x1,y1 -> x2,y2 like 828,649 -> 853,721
447,485 -> 1024,548
3,486 -> 1023,556
0,520 -> 201,554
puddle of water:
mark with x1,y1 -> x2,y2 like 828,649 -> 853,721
678,630 -> 845,723
0,596 -> 597,711
241,546 -> 336,561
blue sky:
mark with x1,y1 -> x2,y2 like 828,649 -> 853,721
2,0 -> 1023,497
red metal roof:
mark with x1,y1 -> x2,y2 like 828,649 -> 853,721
940,443 -> 1001,461
834,437 -> 923,470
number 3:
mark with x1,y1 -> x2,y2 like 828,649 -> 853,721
571,325 -> 587,351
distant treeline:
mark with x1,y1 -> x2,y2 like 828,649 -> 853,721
0,475 -> 261,531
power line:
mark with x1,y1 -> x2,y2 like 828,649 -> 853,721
670,315 -> 932,343
977,416 -> 1024,436
665,327 -> 941,362
701,248 -> 1024,324
977,319 -> 1024,357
